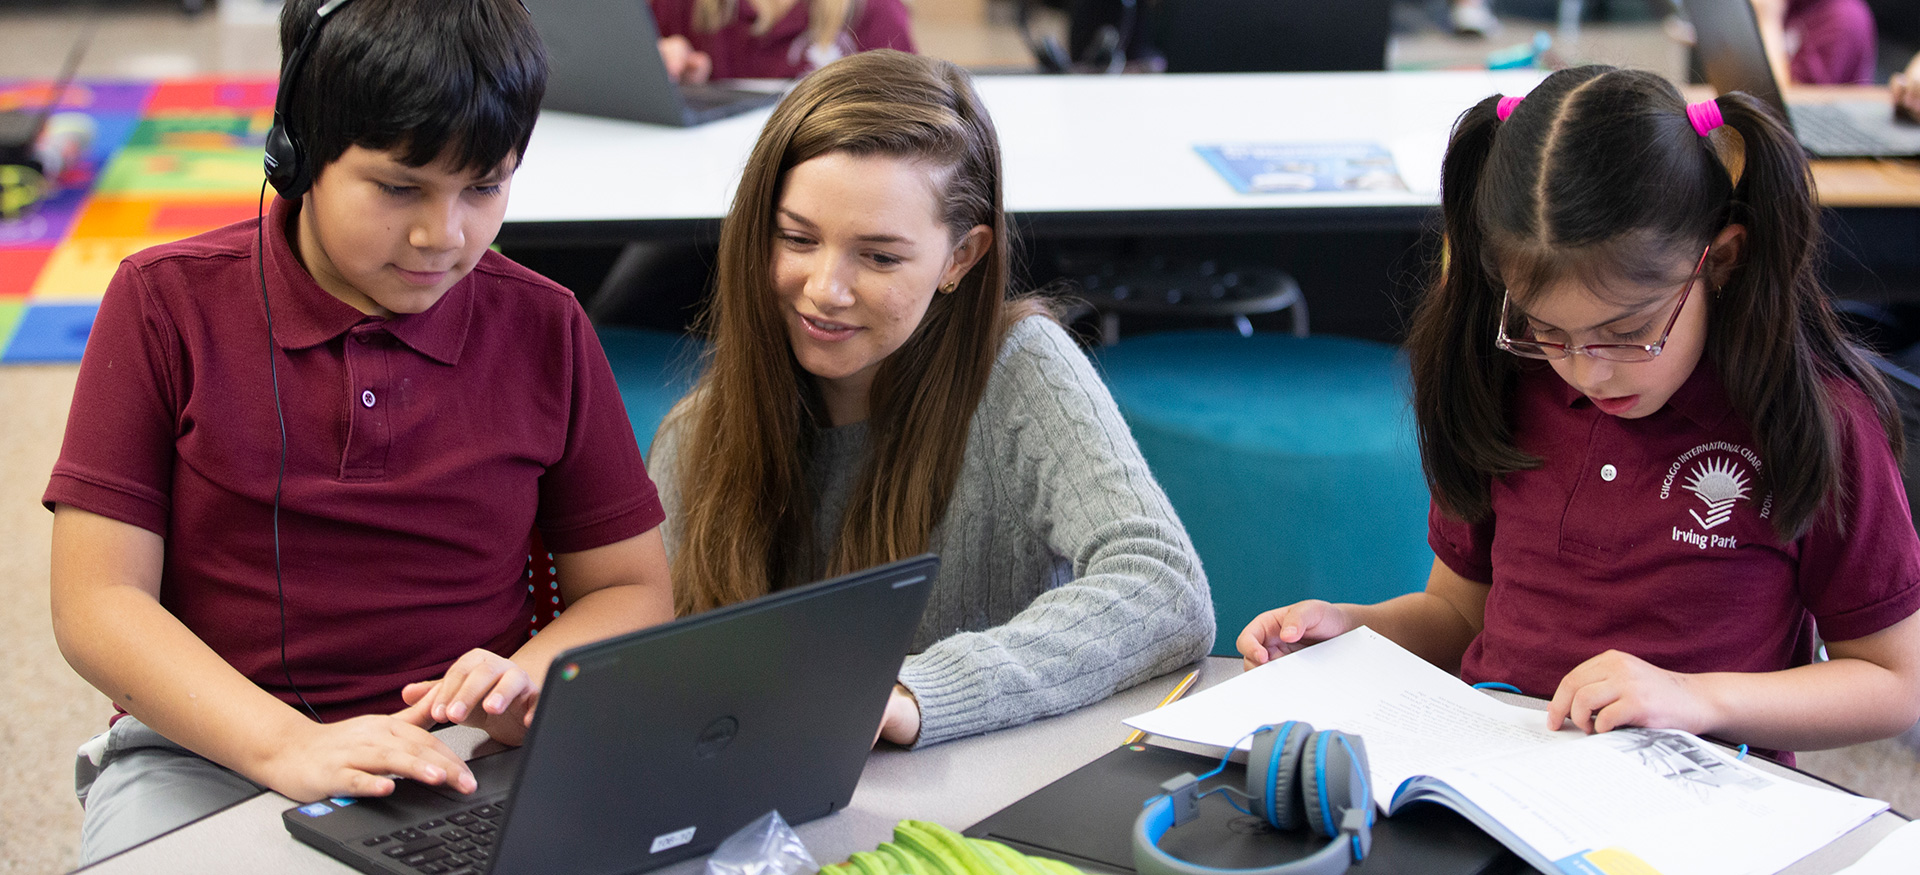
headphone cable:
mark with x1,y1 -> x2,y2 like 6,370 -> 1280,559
257,177 -> 323,724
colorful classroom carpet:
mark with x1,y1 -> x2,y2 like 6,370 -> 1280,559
0,76 -> 277,363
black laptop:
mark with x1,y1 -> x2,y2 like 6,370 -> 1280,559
283,555 -> 938,875
522,0 -> 782,127
1685,0 -> 1920,158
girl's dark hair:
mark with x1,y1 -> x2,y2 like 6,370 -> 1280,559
279,0 -> 547,175
1408,65 -> 1901,540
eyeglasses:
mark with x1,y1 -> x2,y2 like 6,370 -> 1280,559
1495,244 -> 1710,363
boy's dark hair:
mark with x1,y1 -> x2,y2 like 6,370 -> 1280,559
278,0 -> 546,176
1407,65 -> 1902,540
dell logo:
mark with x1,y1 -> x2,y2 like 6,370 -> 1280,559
695,716 -> 739,759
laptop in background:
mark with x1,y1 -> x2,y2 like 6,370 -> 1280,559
522,0 -> 781,127
1684,0 -> 1920,158
284,555 -> 939,875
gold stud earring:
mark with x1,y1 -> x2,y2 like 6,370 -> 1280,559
940,282 -> 957,294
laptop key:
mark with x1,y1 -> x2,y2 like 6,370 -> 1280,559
448,812 -> 477,826
446,842 -> 475,853
419,864 -> 448,875
363,835 -> 392,847
472,834 -> 495,847
473,805 -> 502,819
402,847 -> 450,867
383,836 -> 447,858
421,819 -> 446,829
440,828 -> 469,841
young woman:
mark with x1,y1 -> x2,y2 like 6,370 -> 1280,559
650,49 -> 1214,747
1238,66 -> 1920,763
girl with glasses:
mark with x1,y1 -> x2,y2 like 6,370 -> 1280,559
1238,65 -> 1920,762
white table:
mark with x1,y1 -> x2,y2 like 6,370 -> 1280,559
499,70 -> 1552,245
79,657 -> 1904,874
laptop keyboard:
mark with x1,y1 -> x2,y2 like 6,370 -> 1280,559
1792,104 -> 1894,156
358,803 -> 504,875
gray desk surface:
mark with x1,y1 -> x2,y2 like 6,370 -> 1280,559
80,657 -> 1904,874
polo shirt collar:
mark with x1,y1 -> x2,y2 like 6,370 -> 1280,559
1547,355 -> 1733,431
263,196 -> 473,365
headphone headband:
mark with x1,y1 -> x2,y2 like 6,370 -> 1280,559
264,0 -> 360,199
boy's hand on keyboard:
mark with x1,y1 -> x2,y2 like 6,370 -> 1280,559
1237,600 -> 1356,670
400,649 -> 539,746
264,714 -> 477,803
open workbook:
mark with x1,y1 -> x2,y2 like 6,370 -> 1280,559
1122,628 -> 1889,875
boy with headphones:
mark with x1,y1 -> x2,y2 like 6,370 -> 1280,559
43,0 -> 675,863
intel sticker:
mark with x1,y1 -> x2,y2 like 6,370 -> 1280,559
297,802 -> 333,817
650,826 -> 696,853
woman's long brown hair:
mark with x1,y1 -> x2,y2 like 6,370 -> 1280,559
669,49 -> 1047,615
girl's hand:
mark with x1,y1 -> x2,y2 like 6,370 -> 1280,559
259,712 -> 477,803
657,35 -> 712,85
1895,52 -> 1920,122
1546,649 -> 1712,735
1236,600 -> 1356,670
400,649 -> 540,746
875,684 -> 921,747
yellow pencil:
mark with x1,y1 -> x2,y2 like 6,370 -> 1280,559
1122,669 -> 1200,745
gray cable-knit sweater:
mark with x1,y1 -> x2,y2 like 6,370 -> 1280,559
648,316 -> 1215,746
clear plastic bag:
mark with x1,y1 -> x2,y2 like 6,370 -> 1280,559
705,810 -> 820,875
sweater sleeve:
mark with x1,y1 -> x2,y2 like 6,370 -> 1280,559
898,318 -> 1215,746
644,401 -> 690,565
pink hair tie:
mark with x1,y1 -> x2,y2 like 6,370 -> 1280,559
1496,95 -> 1524,121
1686,99 -> 1723,137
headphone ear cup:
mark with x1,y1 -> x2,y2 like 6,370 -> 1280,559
263,121 -> 306,199
1248,721 -> 1312,831
1301,730 -> 1369,839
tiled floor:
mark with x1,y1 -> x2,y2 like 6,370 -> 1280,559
1,2 -> 1915,874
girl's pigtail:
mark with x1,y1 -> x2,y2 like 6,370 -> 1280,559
1409,95 -> 1534,523
1714,93 -> 1901,538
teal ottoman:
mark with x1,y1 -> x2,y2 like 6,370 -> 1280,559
1096,332 -> 1434,656
596,327 -> 703,456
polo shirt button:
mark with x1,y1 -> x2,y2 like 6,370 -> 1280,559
1601,464 -> 1617,482
362,390 -> 376,408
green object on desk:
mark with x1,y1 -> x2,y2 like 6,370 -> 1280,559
1097,332 -> 1433,655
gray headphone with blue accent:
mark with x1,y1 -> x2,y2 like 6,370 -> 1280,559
1132,722 -> 1374,875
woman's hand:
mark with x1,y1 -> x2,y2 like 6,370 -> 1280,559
1546,649 -> 1711,736
875,684 -> 921,747
1236,600 -> 1357,670
257,710 -> 476,803
400,649 -> 540,746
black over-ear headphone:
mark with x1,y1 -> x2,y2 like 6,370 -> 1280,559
264,0 -> 359,199
1133,722 -> 1374,875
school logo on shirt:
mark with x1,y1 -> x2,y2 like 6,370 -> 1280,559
1681,457 -> 1750,529
1660,442 -> 1771,550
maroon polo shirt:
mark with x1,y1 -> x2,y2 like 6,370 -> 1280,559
1433,361 -> 1920,742
46,196 -> 664,722
651,0 -> 914,80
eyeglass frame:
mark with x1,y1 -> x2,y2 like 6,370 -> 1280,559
1494,243 -> 1712,363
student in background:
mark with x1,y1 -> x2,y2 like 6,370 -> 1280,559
650,50 -> 1213,748
1752,0 -> 1879,84
1238,66 -> 1920,762
46,0 -> 674,862
654,0 -> 914,83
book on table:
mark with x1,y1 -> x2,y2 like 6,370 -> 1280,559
1121,627 -> 1888,875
